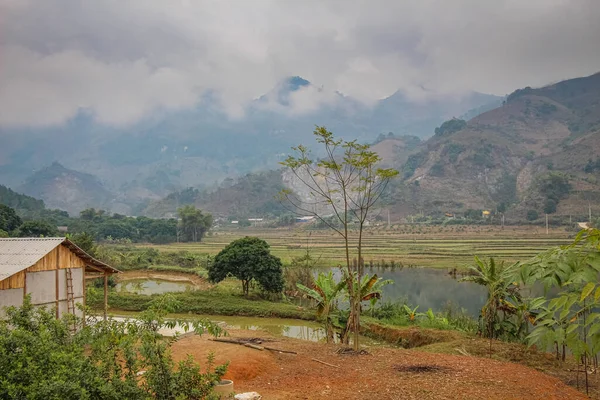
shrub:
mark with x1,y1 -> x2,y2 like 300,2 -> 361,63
527,210 -> 539,221
0,296 -> 226,399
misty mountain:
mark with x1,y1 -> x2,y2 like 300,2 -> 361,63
0,77 -> 500,213
16,162 -> 127,215
141,72 -> 600,221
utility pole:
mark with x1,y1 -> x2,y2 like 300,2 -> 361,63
545,214 -> 549,235
501,213 -> 505,230
387,209 -> 391,227
589,202 -> 592,224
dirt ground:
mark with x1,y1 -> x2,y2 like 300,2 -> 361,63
171,329 -> 586,400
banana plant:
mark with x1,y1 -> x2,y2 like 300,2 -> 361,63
297,271 -> 346,342
335,272 -> 392,343
403,305 -> 420,322
461,256 -> 520,341
356,273 -> 393,303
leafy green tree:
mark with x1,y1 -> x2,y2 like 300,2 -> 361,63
208,236 -> 284,296
0,295 -> 227,400
280,126 -> 398,350
497,202 -> 507,214
96,220 -> 135,240
522,229 -> 600,394
69,232 -> 98,257
17,220 -> 57,237
543,198 -> 557,214
297,271 -> 346,342
536,172 -> 571,206
0,204 -> 22,233
177,205 -> 212,242
526,210 -> 539,221
79,208 -> 106,221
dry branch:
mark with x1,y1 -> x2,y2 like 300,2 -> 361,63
264,346 -> 297,355
243,343 -> 264,351
311,358 -> 340,368
210,338 -> 296,354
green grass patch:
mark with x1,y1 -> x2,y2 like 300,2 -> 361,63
89,287 -> 315,320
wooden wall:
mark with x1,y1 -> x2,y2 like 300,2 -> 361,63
0,272 -> 25,290
0,244 -> 87,290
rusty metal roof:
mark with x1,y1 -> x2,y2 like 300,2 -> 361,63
0,237 -> 119,282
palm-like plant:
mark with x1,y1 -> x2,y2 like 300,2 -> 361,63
341,273 -> 392,343
297,272 -> 346,342
403,305 -> 420,322
460,257 -> 520,345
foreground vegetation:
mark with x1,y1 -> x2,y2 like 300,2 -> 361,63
0,296 -> 227,400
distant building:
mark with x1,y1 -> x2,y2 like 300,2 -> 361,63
231,221 -> 239,224
296,216 -> 315,222
248,218 -> 263,222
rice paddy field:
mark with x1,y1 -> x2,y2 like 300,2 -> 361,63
137,224 -> 576,269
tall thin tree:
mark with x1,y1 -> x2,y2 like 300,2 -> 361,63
280,126 -> 398,349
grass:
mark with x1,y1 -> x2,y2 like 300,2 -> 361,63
88,282 -> 315,321
133,225 -> 574,269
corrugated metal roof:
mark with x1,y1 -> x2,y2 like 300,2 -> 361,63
0,237 -> 119,282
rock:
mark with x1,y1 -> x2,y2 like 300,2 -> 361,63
234,392 -> 262,400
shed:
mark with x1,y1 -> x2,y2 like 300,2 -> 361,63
0,237 -> 120,320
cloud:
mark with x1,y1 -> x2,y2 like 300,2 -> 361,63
0,0 -> 599,127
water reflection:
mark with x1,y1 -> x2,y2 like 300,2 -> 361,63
115,279 -> 193,295
319,267 -> 488,317
226,321 -> 327,342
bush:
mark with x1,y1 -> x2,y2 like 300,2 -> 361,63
527,210 -> 539,221
0,296 -> 227,399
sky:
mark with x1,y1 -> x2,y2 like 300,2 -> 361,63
0,0 -> 599,127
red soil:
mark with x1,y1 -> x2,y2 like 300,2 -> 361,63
171,329 -> 586,400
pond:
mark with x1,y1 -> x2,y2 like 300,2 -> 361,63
205,315 -> 329,342
109,313 -> 379,344
115,279 -> 194,295
321,267 -> 489,317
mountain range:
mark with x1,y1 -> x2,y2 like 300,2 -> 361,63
138,72 -> 600,221
7,72 -> 600,221
0,77 -> 501,214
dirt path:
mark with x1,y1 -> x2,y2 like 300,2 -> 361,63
171,329 -> 585,400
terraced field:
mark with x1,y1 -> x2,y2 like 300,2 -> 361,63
139,225 -> 575,269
